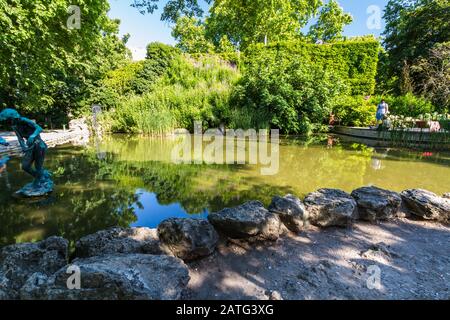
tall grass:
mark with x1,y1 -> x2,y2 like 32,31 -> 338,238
100,54 -> 241,135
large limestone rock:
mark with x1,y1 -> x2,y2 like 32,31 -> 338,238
351,186 -> 402,221
157,218 -> 218,261
401,189 -> 450,221
21,254 -> 190,300
75,227 -> 161,258
443,193 -> 450,199
0,236 -> 68,299
208,201 -> 281,240
304,189 -> 357,227
268,194 -> 308,232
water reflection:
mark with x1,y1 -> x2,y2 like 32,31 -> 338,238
0,134 -> 449,247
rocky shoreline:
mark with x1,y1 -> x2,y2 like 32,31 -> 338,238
0,186 -> 449,300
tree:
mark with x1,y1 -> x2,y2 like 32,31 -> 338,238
131,0 -> 212,23
133,0 -> 352,50
412,42 -> 450,111
308,0 -> 353,42
383,0 -> 450,92
172,16 -> 215,53
206,0 -> 323,50
0,0 -> 129,124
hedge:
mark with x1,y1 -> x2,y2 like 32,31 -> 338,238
244,38 -> 381,95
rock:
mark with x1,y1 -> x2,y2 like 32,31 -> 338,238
268,194 -> 308,232
401,189 -> 450,221
351,186 -> 402,221
304,189 -> 357,227
157,218 -> 218,261
267,290 -> 283,300
208,201 -> 281,240
443,193 -> 450,199
23,254 -> 190,300
20,273 -> 50,300
0,236 -> 68,299
75,227 -> 161,258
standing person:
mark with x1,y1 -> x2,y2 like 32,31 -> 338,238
0,108 -> 53,196
376,99 -> 389,123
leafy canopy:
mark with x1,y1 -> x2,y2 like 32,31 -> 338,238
0,0 -> 129,123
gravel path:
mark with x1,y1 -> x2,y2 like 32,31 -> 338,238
184,218 -> 450,300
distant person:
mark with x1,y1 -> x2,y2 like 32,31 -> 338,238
376,99 -> 389,123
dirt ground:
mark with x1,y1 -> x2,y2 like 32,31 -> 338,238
183,218 -> 450,300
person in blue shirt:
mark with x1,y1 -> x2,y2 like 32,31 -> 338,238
376,99 -> 389,123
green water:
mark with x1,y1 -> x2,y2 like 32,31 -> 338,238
0,134 -> 449,247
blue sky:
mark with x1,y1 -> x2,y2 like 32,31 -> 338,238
108,0 -> 389,60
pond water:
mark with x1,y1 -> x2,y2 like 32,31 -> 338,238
1,134 -> 449,247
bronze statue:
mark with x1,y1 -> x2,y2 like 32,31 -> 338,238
0,108 -> 53,197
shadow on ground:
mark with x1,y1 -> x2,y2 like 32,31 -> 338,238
184,219 -> 450,300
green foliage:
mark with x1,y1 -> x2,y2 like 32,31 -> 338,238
308,0 -> 353,42
101,54 -> 240,134
370,93 -> 435,117
383,0 -> 450,94
146,42 -> 181,62
231,48 -> 347,134
89,43 -> 181,109
172,16 -> 215,53
244,38 -> 380,96
0,0 -> 130,126
131,0 -> 212,23
333,96 -> 377,127
206,0 -> 323,50
228,38 -> 380,133
101,93 -> 177,135
411,42 -> 450,111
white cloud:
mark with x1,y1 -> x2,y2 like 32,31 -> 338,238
128,46 -> 147,61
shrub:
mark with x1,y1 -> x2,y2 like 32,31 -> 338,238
370,93 -> 435,117
89,43 -> 182,110
333,96 -> 377,127
231,49 -> 348,134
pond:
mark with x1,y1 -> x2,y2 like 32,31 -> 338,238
1,134 -> 449,247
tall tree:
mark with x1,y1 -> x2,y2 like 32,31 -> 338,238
206,0 -> 323,50
308,0 -> 353,42
411,42 -> 450,110
131,0 -> 212,23
0,0 -> 129,123
172,16 -> 214,53
383,0 -> 450,93
133,1 -> 352,50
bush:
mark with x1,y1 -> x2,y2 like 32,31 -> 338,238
89,43 -> 182,110
370,93 -> 435,117
231,49 -> 348,134
333,96 -> 377,127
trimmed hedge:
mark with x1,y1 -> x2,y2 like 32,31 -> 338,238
244,38 -> 380,95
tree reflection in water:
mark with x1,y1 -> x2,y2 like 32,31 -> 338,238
1,134 -> 450,247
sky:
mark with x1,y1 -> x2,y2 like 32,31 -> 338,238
108,0 -> 390,60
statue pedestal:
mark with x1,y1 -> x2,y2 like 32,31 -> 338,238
15,172 -> 54,198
